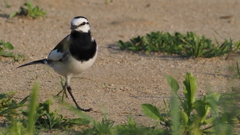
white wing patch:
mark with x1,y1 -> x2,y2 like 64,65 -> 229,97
48,49 -> 65,61
48,35 -> 70,61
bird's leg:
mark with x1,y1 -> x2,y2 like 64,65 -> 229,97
63,86 -> 68,98
56,89 -> 68,98
56,86 -> 69,103
66,86 -> 92,112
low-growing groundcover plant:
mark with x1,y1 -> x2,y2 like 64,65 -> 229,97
10,1 -> 46,19
1,73 -> 239,135
21,99 -> 90,131
118,31 -> 240,58
0,92 -> 28,121
0,40 -> 23,61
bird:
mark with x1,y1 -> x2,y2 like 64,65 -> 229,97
17,16 -> 98,112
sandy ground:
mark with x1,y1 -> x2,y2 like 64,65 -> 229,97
0,0 -> 240,127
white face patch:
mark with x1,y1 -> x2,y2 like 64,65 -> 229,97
71,17 -> 90,33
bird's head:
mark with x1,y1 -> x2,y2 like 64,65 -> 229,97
70,16 -> 90,33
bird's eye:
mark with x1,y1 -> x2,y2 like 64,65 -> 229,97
80,22 -> 86,26
79,22 -> 89,26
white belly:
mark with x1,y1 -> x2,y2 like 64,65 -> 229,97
50,52 -> 97,77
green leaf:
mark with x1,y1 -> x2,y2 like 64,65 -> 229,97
2,42 -> 14,50
0,51 -> 15,57
9,12 -> 18,18
0,47 -> 3,52
183,72 -> 197,106
69,118 -> 90,125
204,117 -> 214,124
194,100 -> 211,123
27,83 -> 39,134
19,95 -> 29,105
127,117 -> 136,127
205,93 -> 220,114
141,104 -> 162,120
164,74 -> 179,94
42,99 -> 52,113
181,111 -> 189,125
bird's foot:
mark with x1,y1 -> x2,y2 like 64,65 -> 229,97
77,107 -> 92,112
66,86 -> 92,112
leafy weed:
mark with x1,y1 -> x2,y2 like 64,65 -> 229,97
118,31 -> 238,58
0,40 -> 24,61
141,73 -> 237,134
10,1 -> 46,19
0,92 -> 29,121
4,0 -> 11,8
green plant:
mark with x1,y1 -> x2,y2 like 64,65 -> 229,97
218,87 -> 240,124
105,0 -> 113,4
179,33 -> 233,58
21,99 -> 89,131
55,76 -> 69,102
117,31 -> 238,58
0,92 -> 29,120
80,117 -> 113,135
114,117 -> 165,135
1,72 -> 239,134
4,0 -> 11,8
2,83 -> 39,135
141,73 -> 235,135
0,40 -> 24,61
10,1 -> 46,19
233,40 -> 240,54
0,40 -> 14,57
1,83 -> 90,134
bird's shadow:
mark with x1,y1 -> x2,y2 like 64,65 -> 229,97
0,13 -> 9,19
106,43 -> 190,60
106,44 -> 121,54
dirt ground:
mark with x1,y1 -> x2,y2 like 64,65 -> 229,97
0,0 -> 240,127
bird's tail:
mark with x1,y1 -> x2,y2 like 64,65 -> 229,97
17,59 -> 47,68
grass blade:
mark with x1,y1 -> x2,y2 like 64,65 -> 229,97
27,82 -> 39,134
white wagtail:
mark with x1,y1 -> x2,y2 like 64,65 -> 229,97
18,16 -> 98,112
